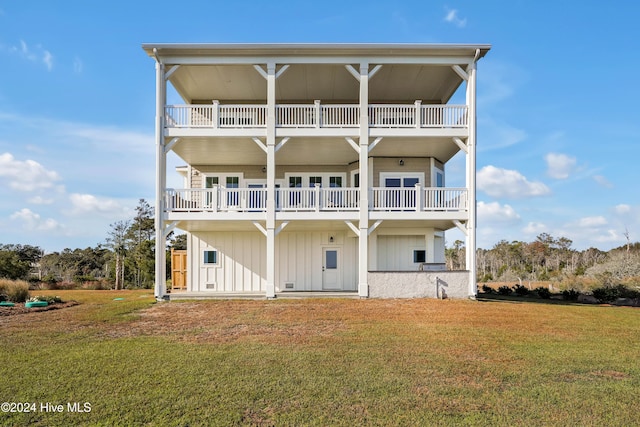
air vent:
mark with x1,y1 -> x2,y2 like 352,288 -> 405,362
206,283 -> 216,290
285,282 -> 294,289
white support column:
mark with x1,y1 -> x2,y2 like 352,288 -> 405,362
358,62 -> 370,298
466,59 -> 478,298
154,56 -> 167,300
265,61 -> 277,298
426,230 -> 435,263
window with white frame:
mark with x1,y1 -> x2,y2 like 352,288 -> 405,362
204,250 -> 218,265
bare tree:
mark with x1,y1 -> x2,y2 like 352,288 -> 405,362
105,220 -> 130,290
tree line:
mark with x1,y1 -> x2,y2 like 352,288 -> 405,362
447,232 -> 640,285
0,199 -> 184,289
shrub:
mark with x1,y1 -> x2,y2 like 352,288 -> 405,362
481,284 -> 494,294
497,285 -> 513,296
535,287 -> 552,299
513,284 -> 529,296
0,279 -> 30,303
562,289 -> 580,301
592,286 -> 623,303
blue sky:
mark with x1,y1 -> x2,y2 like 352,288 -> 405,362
0,1 -> 638,252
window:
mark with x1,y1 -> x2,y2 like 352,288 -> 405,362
289,176 -> 302,188
204,250 -> 218,265
353,173 -> 360,188
309,176 -> 322,187
329,176 -> 342,188
413,250 -> 426,263
226,176 -> 239,188
205,176 -> 219,188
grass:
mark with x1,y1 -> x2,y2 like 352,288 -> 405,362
1,290 -> 639,426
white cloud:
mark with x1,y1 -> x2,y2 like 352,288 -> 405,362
577,216 -> 608,227
593,175 -> 613,188
43,50 -> 53,71
545,152 -> 576,179
10,208 -> 61,231
478,165 -> 551,198
478,201 -> 521,223
6,40 -> 54,70
0,152 -> 62,191
614,204 -> 631,215
67,193 -> 132,217
523,221 -> 547,234
28,196 -> 54,205
444,8 -> 467,28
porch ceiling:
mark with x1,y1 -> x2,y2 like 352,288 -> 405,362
171,136 -> 460,165
169,63 -> 464,104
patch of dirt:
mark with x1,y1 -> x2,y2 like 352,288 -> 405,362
0,301 -> 79,316
103,300 -> 351,344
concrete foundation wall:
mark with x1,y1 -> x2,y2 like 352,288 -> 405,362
368,271 -> 470,299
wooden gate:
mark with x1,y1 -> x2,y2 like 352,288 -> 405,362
171,249 -> 187,290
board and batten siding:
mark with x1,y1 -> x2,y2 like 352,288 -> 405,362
376,235 -> 427,271
189,231 -> 266,292
277,231 -> 357,291
188,230 -> 357,292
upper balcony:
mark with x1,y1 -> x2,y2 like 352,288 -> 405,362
164,102 -> 468,137
164,186 -> 468,221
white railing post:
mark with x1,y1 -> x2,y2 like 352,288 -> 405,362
315,184 -> 321,212
415,100 -> 422,128
315,100 -> 321,129
212,185 -> 219,212
415,183 -> 423,211
212,100 -> 220,129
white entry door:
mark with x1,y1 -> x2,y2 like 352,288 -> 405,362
322,248 -> 341,290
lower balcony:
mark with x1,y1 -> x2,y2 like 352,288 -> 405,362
164,102 -> 467,130
165,187 -> 467,214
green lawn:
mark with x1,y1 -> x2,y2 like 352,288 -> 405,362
1,290 -> 639,426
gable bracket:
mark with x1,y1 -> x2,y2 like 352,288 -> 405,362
275,137 -> 290,152
252,137 -> 268,153
452,137 -> 468,154
164,65 -> 180,81
368,220 -> 383,236
275,64 -> 290,79
275,221 -> 289,236
368,137 -> 383,153
163,221 -> 179,239
252,221 -> 267,236
345,137 -> 360,154
368,64 -> 383,80
344,221 -> 360,237
453,220 -> 468,236
253,64 -> 290,80
345,64 -> 383,82
164,137 -> 181,154
451,65 -> 468,81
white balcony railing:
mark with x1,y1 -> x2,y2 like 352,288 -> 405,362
370,187 -> 468,211
278,187 -> 360,211
164,103 -> 466,129
165,188 -> 267,212
165,187 -> 466,213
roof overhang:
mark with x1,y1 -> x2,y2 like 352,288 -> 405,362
142,43 -> 491,104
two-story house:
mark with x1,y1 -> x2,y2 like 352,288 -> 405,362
143,43 -> 490,299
